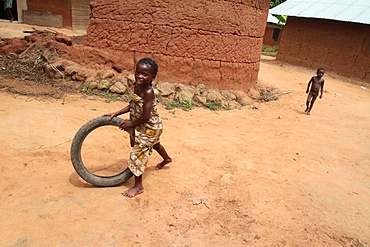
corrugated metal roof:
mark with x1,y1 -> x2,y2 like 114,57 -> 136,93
269,0 -> 370,25
267,13 -> 281,24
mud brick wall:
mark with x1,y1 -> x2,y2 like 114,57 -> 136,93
263,26 -> 281,46
22,10 -> 63,28
85,0 -> 270,90
277,17 -> 370,83
27,0 -> 72,28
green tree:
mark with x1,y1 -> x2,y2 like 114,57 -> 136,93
270,0 -> 287,24
270,0 -> 286,8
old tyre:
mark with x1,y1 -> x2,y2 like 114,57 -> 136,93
70,116 -> 133,186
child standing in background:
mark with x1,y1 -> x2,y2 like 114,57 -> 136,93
2,0 -> 14,22
305,68 -> 325,115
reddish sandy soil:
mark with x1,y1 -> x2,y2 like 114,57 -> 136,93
0,22 -> 369,246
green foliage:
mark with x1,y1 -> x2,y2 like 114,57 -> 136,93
270,0 -> 287,24
82,85 -> 94,95
222,102 -> 232,110
164,99 -> 233,111
270,0 -> 285,8
164,99 -> 193,111
82,81 -> 94,95
275,15 -> 287,24
101,91 -> 127,103
164,100 -> 181,110
181,99 -> 193,111
262,45 -> 279,56
205,100 -> 223,111
237,100 -> 246,106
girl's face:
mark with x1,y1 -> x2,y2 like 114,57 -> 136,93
135,63 -> 155,86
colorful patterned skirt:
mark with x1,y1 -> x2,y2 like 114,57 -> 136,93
127,125 -> 163,176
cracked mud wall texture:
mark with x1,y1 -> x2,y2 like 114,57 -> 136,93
277,17 -> 370,83
85,0 -> 270,90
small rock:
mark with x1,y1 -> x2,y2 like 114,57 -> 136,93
193,201 -> 202,205
193,95 -> 207,105
157,82 -> 176,97
109,81 -> 127,94
221,90 -> 237,101
206,92 -> 218,102
98,79 -> 112,90
55,32 -> 72,46
89,81 -> 98,90
101,70 -> 115,79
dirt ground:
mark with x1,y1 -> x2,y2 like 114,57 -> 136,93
0,22 -> 370,246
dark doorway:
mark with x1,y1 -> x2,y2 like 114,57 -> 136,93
272,28 -> 281,42
0,0 -> 18,22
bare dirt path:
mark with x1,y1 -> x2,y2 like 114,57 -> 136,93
0,35 -> 369,246
0,21 -> 83,38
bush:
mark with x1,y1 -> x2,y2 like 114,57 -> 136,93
262,45 -> 279,56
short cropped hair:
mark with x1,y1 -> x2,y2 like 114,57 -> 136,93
317,67 -> 325,72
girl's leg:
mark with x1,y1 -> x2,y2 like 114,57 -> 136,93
122,175 -> 144,198
153,142 -> 172,169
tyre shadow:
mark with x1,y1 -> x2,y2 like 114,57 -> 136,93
69,159 -> 131,188
69,172 -> 96,188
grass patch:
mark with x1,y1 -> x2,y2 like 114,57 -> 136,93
101,91 -> 128,103
181,99 -> 193,111
82,85 -> 94,95
164,100 -> 181,110
222,102 -> 232,110
205,100 -> 223,111
164,99 -> 193,111
262,45 -> 279,56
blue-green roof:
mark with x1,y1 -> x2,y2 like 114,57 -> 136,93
270,0 -> 370,25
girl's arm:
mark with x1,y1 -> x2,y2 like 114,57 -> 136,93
120,88 -> 154,130
103,105 -> 130,120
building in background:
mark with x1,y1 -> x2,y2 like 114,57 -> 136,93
263,13 -> 284,47
0,0 -> 90,33
270,0 -> 370,82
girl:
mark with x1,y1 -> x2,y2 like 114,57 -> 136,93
105,58 -> 172,197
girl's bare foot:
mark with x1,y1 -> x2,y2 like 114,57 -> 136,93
122,186 -> 144,198
155,158 -> 172,169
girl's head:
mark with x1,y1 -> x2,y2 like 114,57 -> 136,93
135,58 -> 158,87
137,58 -> 158,77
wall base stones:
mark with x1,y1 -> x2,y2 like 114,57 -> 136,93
46,58 -> 259,109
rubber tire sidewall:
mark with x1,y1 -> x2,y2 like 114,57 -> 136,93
70,116 -> 133,187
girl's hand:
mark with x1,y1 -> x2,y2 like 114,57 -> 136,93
119,120 -> 133,131
102,113 -> 117,120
